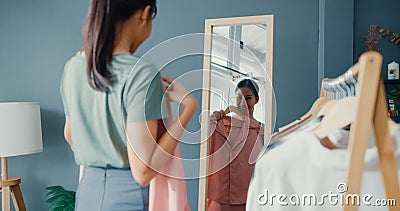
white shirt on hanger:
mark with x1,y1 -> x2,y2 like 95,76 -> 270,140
247,125 -> 400,211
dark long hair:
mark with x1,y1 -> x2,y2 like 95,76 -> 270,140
83,0 -> 157,92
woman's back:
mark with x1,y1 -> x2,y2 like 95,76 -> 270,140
61,0 -> 197,210
61,52 -> 166,168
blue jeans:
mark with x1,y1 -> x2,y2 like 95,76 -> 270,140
75,166 -> 149,211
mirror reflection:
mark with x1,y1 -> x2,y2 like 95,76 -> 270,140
206,24 -> 268,211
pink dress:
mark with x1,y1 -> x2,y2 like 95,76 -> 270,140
207,116 -> 264,211
148,94 -> 190,211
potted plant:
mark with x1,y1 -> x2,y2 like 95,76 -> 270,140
387,88 -> 400,108
45,186 -> 76,211
364,24 -> 382,51
387,87 -> 400,123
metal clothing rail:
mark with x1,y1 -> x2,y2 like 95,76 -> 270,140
211,61 -> 261,82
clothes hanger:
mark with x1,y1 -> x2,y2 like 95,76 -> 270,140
224,105 -> 245,118
272,65 -> 359,142
271,80 -> 333,139
209,106 -> 245,129
311,65 -> 359,137
312,59 -> 397,140
340,76 -> 352,97
269,51 -> 399,211
388,118 -> 398,132
313,96 -> 358,140
315,99 -> 338,117
216,106 -> 247,128
301,97 -> 331,120
316,73 -> 358,118
346,66 -> 359,96
270,97 -> 331,139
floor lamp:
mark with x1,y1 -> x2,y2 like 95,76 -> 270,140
0,102 -> 43,211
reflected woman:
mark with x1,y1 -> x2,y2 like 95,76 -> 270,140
208,79 -> 264,211
213,79 -> 261,123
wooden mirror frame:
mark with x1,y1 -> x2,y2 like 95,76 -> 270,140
198,14 -> 274,211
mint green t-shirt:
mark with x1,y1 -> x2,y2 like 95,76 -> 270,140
60,52 -> 167,168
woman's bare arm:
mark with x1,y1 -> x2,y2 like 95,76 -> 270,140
64,116 -> 85,183
126,77 -> 197,185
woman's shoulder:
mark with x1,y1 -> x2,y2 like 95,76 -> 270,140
62,51 -> 86,74
249,117 -> 264,126
71,51 -> 86,61
131,56 -> 157,71
110,54 -> 158,76
72,51 -> 154,68
64,51 -> 87,69
124,59 -> 161,84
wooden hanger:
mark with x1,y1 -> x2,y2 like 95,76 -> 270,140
272,64 -> 357,141
271,76 -> 336,140
313,97 -> 357,139
314,96 -> 397,139
224,105 -> 245,118
388,118 -> 398,132
302,97 -> 332,119
315,99 -> 338,117
271,114 -> 311,139
271,91 -> 332,139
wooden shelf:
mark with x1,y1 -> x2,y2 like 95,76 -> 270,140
390,116 -> 400,123
384,80 -> 400,84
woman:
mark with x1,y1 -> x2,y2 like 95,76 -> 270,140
208,78 -> 263,211
213,79 -> 260,122
60,0 -> 197,210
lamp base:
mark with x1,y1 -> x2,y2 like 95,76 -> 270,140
1,177 -> 26,211
1,157 -> 26,211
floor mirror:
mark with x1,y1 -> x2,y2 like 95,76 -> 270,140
199,15 -> 274,211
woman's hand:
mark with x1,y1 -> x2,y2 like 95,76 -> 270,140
162,76 -> 197,109
212,110 -> 226,120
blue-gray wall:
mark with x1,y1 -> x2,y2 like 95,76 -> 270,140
318,0 -> 354,84
0,0 -> 320,210
354,0 -> 400,79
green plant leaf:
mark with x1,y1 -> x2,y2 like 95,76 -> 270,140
49,197 -> 72,211
46,195 -> 60,204
49,203 -> 65,211
47,193 -> 75,203
46,190 -> 75,199
46,186 -> 65,191
62,203 -> 75,211
46,193 -> 74,204
45,186 -> 67,197
45,186 -> 76,211
390,88 -> 400,95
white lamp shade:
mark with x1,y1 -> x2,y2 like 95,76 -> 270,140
0,102 -> 43,157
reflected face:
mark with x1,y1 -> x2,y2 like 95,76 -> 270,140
236,87 -> 259,114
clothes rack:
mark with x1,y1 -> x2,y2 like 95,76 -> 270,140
319,51 -> 400,211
